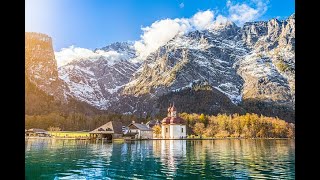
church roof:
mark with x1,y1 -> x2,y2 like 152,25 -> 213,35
162,116 -> 186,125
170,117 -> 185,124
162,117 -> 171,124
171,105 -> 176,111
162,104 -> 186,125
167,103 -> 177,112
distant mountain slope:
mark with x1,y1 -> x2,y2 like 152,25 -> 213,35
25,32 -> 105,116
58,42 -> 140,109
25,14 -> 295,122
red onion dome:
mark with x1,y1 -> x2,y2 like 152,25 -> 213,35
170,117 -> 185,124
162,117 -> 171,124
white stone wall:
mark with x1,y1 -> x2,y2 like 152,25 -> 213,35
169,125 -> 179,139
162,125 -> 170,138
169,125 -> 187,139
181,125 -> 186,138
161,124 -> 187,139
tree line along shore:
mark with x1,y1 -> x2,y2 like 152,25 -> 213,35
26,112 -> 294,139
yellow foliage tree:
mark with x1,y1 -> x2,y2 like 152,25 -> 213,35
194,122 -> 205,138
152,125 -> 162,138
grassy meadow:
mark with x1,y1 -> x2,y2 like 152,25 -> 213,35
49,131 -> 89,138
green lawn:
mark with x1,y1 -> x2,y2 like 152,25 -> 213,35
49,131 -> 89,138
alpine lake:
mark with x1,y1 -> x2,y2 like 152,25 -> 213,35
25,139 -> 295,179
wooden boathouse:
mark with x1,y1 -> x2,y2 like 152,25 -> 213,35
89,121 -> 123,140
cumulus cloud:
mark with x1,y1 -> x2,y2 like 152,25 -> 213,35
190,10 -> 215,30
227,0 -> 268,26
213,15 -> 229,26
134,10 -> 214,59
179,3 -> 184,8
228,3 -> 259,25
55,46 -> 96,67
134,18 -> 191,60
55,46 -> 121,67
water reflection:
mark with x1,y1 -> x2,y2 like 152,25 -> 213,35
152,140 -> 187,178
25,139 -> 295,179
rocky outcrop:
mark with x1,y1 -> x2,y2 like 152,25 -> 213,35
25,32 -> 67,102
238,14 -> 295,108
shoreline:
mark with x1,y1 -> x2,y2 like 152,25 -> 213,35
25,136 -> 294,140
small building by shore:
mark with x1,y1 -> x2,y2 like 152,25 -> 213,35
25,129 -> 50,137
127,121 -> 153,139
89,121 -> 123,140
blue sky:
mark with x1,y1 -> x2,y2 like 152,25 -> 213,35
25,0 -> 294,52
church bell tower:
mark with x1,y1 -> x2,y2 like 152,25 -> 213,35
171,103 -> 177,118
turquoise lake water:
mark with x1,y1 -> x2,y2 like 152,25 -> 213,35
25,139 -> 295,179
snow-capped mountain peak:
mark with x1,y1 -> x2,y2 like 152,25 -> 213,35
26,14 -> 295,122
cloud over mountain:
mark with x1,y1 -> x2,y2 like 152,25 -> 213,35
55,45 -> 121,67
56,0 -> 270,65
134,0 -> 268,59
227,0 -> 268,26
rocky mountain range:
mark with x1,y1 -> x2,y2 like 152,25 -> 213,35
25,14 -> 295,122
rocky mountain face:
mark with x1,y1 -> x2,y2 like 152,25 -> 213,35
58,42 -> 140,109
25,32 -> 104,115
236,14 -> 295,121
238,14 -> 295,107
123,21 -> 246,104
25,32 -> 67,102
120,15 -> 295,121
26,14 -> 295,122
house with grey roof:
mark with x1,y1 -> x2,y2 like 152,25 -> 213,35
127,121 -> 153,139
89,121 -> 123,140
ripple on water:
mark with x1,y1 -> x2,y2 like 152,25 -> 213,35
26,139 -> 295,179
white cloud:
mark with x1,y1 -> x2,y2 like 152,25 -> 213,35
190,10 -> 215,30
134,10 -> 214,59
55,46 -> 122,67
179,3 -> 184,8
226,0 -> 232,7
55,46 -> 96,67
134,18 -> 191,60
228,3 -> 259,25
213,15 -> 229,26
227,0 -> 268,26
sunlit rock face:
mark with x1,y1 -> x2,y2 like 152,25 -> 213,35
25,32 -> 67,102
238,14 -> 295,107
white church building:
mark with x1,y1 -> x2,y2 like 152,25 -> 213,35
161,104 -> 187,139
